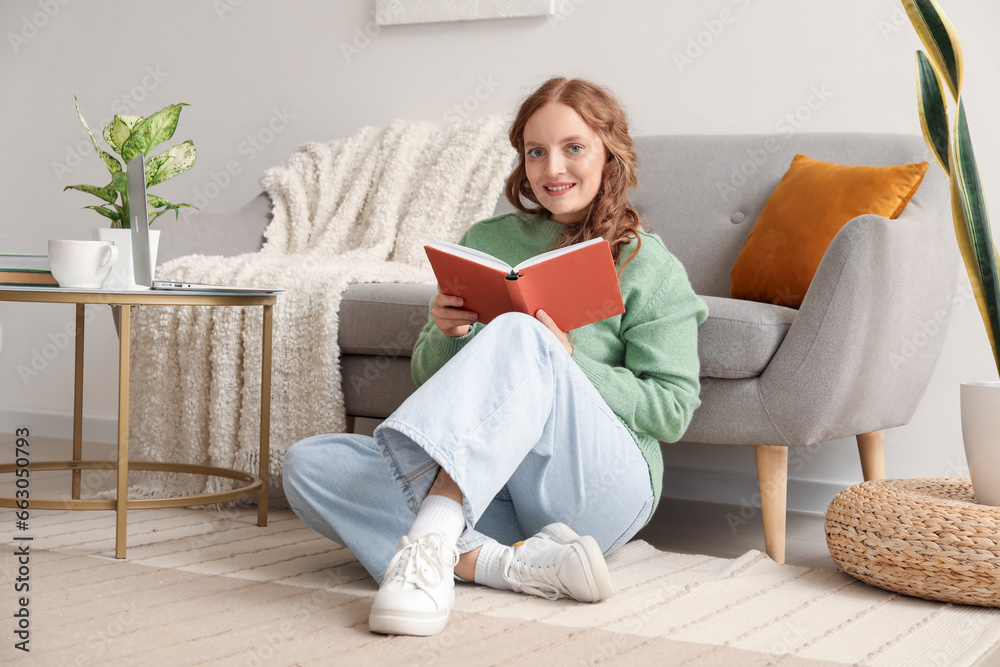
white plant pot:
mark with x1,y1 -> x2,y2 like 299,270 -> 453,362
92,228 -> 160,290
960,381 -> 1000,506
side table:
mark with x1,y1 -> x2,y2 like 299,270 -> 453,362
826,478 -> 1000,607
0,285 -> 279,558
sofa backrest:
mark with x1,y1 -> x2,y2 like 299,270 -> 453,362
494,132 -> 944,298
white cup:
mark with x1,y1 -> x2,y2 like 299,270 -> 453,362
48,240 -> 120,289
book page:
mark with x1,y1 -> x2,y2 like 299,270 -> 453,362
0,254 -> 49,272
425,241 -> 512,274
513,239 -> 624,331
424,244 -> 517,323
513,237 -> 604,273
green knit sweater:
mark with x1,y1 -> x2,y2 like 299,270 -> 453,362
411,211 -> 707,515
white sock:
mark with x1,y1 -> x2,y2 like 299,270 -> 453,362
474,539 -> 514,591
408,494 -> 465,548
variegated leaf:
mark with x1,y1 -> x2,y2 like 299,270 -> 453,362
106,171 -> 129,194
902,0 -> 964,99
145,140 -> 197,187
103,115 -> 139,154
915,51 -> 949,175
74,96 -> 122,175
149,201 -> 197,224
63,182 -> 117,204
84,205 -> 123,226
121,103 -> 189,163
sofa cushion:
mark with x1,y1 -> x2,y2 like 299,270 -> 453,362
698,296 -> 796,379
341,355 -> 418,418
338,282 -> 438,355
341,283 -> 793,381
729,154 -> 928,308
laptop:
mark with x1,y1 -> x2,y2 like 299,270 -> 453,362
125,154 -> 282,294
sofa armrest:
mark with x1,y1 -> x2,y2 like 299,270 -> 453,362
757,203 -> 959,445
155,193 -> 272,265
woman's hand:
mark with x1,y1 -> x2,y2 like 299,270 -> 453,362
432,292 -> 478,337
535,309 -> 573,356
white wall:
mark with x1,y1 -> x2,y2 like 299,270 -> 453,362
2,0 -> 998,511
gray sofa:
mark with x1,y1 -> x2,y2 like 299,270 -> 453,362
157,132 -> 956,563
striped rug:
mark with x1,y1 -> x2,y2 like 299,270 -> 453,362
4,507 -> 1000,666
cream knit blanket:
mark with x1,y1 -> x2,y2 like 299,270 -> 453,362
124,118 -> 514,498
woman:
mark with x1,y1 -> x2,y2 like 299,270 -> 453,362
283,76 -> 706,637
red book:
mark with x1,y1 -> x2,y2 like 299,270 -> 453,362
424,238 -> 625,331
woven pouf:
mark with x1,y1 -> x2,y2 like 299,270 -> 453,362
825,478 -> 1000,607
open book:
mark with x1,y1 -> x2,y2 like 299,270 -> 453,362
424,238 -> 625,331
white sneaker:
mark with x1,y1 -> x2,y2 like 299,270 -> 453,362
502,523 -> 613,602
368,533 -> 459,636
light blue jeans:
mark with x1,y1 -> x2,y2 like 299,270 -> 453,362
283,312 -> 654,581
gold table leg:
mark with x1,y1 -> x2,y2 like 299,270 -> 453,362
72,304 -> 85,500
115,305 -> 131,559
258,304 -> 272,527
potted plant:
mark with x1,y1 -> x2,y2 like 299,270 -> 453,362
902,0 -> 1000,504
65,97 -> 197,289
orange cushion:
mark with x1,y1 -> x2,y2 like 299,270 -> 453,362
730,154 -> 928,308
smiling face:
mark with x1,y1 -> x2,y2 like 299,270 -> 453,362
522,101 -> 607,225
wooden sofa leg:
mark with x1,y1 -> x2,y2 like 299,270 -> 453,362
345,415 -> 356,434
856,430 -> 885,481
754,444 -> 788,564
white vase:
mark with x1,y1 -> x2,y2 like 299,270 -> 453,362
92,228 -> 160,290
960,381 -> 1000,506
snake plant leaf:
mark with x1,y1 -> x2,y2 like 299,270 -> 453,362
63,182 -> 117,204
120,103 -> 189,163
103,115 -> 144,154
145,141 -> 197,187
74,96 -> 122,175
915,51 -> 950,176
84,205 -> 122,225
952,98 -> 1000,372
902,0 -> 964,99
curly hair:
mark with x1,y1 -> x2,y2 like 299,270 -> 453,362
504,77 -> 642,269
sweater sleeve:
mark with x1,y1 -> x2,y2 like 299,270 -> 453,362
411,314 -> 482,387
410,227 -> 482,387
573,255 -> 707,444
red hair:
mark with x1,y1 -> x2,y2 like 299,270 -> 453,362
504,77 -> 642,269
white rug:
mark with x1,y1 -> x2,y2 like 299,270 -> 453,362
5,507 -> 1000,666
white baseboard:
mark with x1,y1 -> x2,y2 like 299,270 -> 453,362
662,465 -> 851,516
0,408 -> 118,444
